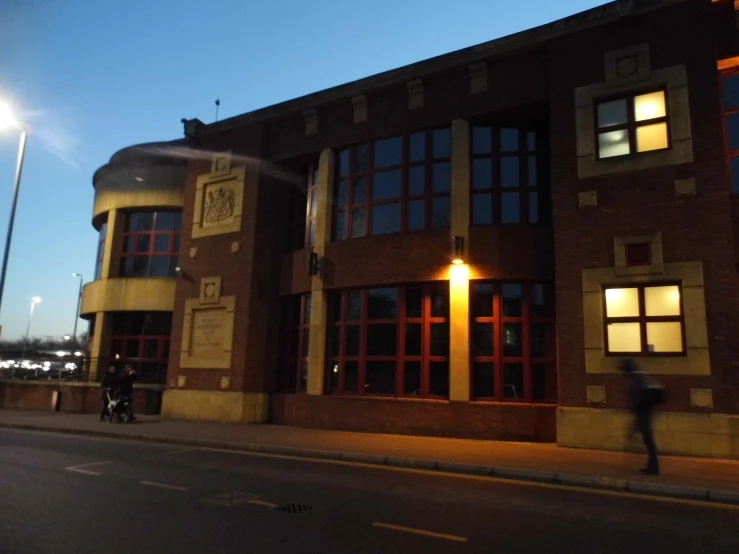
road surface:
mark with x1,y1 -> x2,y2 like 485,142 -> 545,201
1,427 -> 738,553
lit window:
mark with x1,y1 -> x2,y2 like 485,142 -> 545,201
596,90 -> 669,159
604,284 -> 684,354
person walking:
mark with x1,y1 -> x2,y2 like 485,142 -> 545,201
621,358 -> 666,475
118,364 -> 138,421
100,365 -> 118,422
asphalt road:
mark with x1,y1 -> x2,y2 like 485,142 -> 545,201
1,428 -> 739,554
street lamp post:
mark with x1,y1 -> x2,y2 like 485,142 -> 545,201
20,296 -> 41,361
72,273 -> 83,344
0,102 -> 27,329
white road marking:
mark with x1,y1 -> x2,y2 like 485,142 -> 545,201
139,480 -> 188,491
169,447 -> 201,455
64,461 -> 111,476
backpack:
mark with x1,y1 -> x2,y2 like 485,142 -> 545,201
646,385 -> 666,407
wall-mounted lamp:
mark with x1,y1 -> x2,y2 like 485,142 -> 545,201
308,252 -> 322,277
174,266 -> 194,282
451,235 -> 465,265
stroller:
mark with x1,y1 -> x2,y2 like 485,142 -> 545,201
104,388 -> 133,423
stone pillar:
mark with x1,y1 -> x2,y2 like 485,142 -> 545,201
449,119 -> 471,402
88,312 -> 112,381
100,208 -> 123,279
307,149 -> 335,395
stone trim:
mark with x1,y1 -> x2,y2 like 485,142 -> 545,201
674,177 -> 696,196
575,63 -> 693,179
587,385 -> 606,404
191,165 -> 245,239
581,261 -> 709,375
613,231 -> 663,276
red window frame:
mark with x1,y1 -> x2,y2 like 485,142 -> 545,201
470,127 -> 541,225
471,282 -> 556,403
94,221 -> 108,280
109,312 -> 172,384
332,128 -> 451,240
119,211 -> 181,278
304,164 -> 320,247
326,284 -> 450,398
278,294 -> 311,393
594,88 -> 671,160
721,71 -> 739,194
603,283 -> 686,357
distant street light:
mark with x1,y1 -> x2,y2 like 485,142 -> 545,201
20,297 -> 41,360
0,101 -> 28,333
72,273 -> 83,343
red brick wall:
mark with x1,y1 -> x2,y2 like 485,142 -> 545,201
272,394 -> 556,442
549,0 -> 739,414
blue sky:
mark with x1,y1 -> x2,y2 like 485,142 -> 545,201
0,0 -> 607,340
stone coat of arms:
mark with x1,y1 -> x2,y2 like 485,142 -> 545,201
203,186 -> 236,224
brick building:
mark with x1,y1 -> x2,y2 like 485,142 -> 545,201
71,0 -> 739,457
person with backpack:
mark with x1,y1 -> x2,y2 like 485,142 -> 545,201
621,358 -> 666,475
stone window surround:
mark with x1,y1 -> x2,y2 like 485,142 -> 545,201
582,261 -> 709,375
575,49 -> 692,179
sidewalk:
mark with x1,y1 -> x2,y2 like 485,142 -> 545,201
1,409 -> 738,504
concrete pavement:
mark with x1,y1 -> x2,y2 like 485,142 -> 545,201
2,427 -> 739,554
1,409 -> 738,505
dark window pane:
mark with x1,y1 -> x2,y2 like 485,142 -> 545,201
473,158 -> 493,190
473,127 -> 492,154
124,236 -> 135,253
501,128 -> 519,152
307,220 -> 316,246
347,291 -> 362,320
429,362 -> 449,397
374,137 -> 402,168
155,212 -> 175,231
329,295 -> 342,323
473,363 -> 495,399
301,329 -> 311,357
330,327 -> 341,357
432,162 -> 451,192
337,180 -> 348,207
405,285 -> 423,318
351,208 -> 366,237
501,157 -> 519,187
332,211 -> 346,241
353,176 -> 367,204
472,284 -> 494,317
173,235 -> 180,254
501,193 -> 520,224
408,200 -> 424,231
150,256 -> 169,277
303,295 -> 312,324
137,234 -> 151,253
373,170 -> 401,201
528,156 -> 537,187
125,213 -> 138,232
110,339 -> 123,358
143,339 -> 159,359
169,256 -> 178,277
503,324 -> 523,357
298,362 -> 308,392
309,189 -> 318,217
432,197 -> 450,228
371,203 -> 401,235
430,323 -> 449,356
313,166 -> 320,186
410,132 -> 426,162
345,326 -> 360,356
502,284 -> 522,317
173,212 -> 182,231
528,132 -> 536,152
597,99 -> 628,128
326,362 -> 339,394
339,150 -> 349,177
404,362 -> 422,396
531,323 -> 550,358
132,256 -> 150,277
503,363 -> 524,399
430,283 -> 449,318
368,288 -> 398,319
409,166 -> 425,196
533,364 -> 555,401
288,328 -> 299,358
532,284 -> 554,318
365,361 -> 396,395
732,157 -> 739,195
405,324 -> 422,356
125,340 -> 140,358
725,75 -> 739,109
433,128 -> 451,159
473,323 -> 494,357
529,192 -> 539,223
728,113 -> 739,151
472,193 -> 493,225
355,145 -> 368,172
136,213 -> 154,231
353,144 -> 367,173
344,361 -> 359,393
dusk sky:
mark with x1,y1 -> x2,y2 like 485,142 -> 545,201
0,0 -> 607,340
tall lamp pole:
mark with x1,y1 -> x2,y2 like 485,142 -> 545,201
20,296 -> 41,360
72,273 -> 83,344
0,102 -> 27,330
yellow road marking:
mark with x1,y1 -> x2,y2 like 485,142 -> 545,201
373,522 -> 467,542
246,500 -> 278,509
195,447 -> 739,512
139,480 -> 187,491
64,461 -> 111,476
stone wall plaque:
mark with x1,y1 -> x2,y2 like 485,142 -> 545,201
191,307 -> 227,358
192,162 -> 245,239
180,279 -> 235,369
